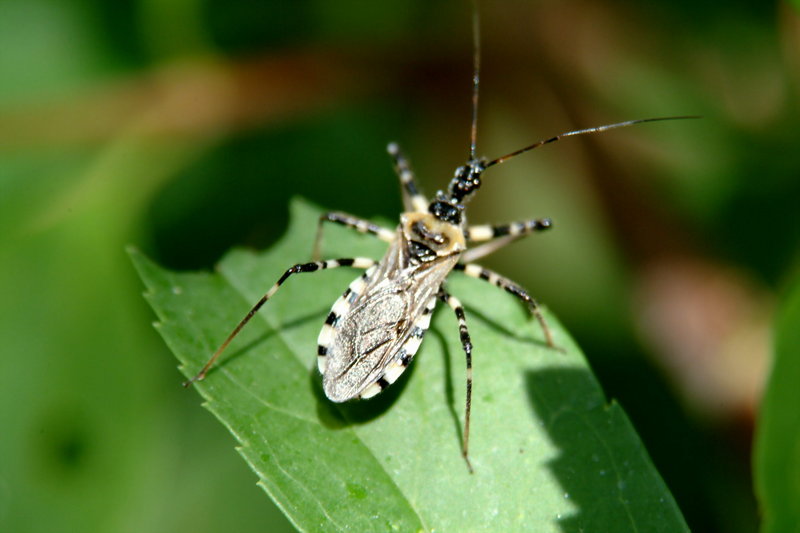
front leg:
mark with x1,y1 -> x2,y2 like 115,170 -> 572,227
387,142 -> 428,213
461,218 -> 552,263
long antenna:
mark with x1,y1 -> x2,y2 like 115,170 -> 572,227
469,0 -> 481,161
485,115 -> 700,168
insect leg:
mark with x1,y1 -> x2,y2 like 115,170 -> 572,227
465,218 -> 552,242
387,142 -> 428,213
184,257 -> 377,386
461,218 -> 552,263
312,212 -> 394,260
454,263 -> 557,348
438,288 -> 475,473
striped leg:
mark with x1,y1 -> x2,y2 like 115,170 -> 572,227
184,257 -> 377,386
387,142 -> 428,213
454,263 -> 557,349
312,212 -> 395,261
438,289 -> 475,474
461,218 -> 552,263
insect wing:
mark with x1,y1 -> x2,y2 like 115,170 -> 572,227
322,248 -> 458,402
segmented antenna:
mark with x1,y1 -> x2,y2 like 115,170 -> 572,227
469,0 -> 481,162
467,2 -> 697,171
485,115 -> 701,169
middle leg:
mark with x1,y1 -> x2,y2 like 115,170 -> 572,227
185,257 -> 378,386
454,263 -> 557,349
312,212 -> 395,260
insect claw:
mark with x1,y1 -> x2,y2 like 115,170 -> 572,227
182,373 -> 204,387
463,450 -> 475,474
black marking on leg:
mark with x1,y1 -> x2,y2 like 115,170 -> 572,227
465,218 -> 553,243
438,289 -> 474,473
493,224 -> 511,237
388,142 -> 427,212
530,218 -> 552,231
455,262 -> 557,348
313,212 -> 394,260
185,257 -> 374,387
317,345 -> 328,356
283,262 -> 319,282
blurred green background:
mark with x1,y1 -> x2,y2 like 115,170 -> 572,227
1,0 -> 798,531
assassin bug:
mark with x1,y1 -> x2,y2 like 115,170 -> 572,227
184,6 -> 693,472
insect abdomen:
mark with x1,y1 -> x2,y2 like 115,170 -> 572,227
317,275 -> 437,402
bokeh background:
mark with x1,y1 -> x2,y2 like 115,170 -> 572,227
2,0 -> 798,531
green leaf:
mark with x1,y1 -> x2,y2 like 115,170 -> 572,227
755,274 -> 800,533
131,198 -> 688,533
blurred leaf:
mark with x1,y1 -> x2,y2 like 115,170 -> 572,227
132,198 -> 688,532
755,274 -> 800,533
0,0 -> 117,103
0,130 -> 296,532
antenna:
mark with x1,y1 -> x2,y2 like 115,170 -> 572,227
485,116 -> 701,169
469,0 -> 481,162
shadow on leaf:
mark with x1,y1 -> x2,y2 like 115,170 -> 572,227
525,366 -> 680,533
312,354 -> 417,428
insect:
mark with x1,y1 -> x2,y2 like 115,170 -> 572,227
184,6 -> 693,472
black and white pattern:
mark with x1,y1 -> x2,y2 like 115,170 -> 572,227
185,4 -> 690,471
